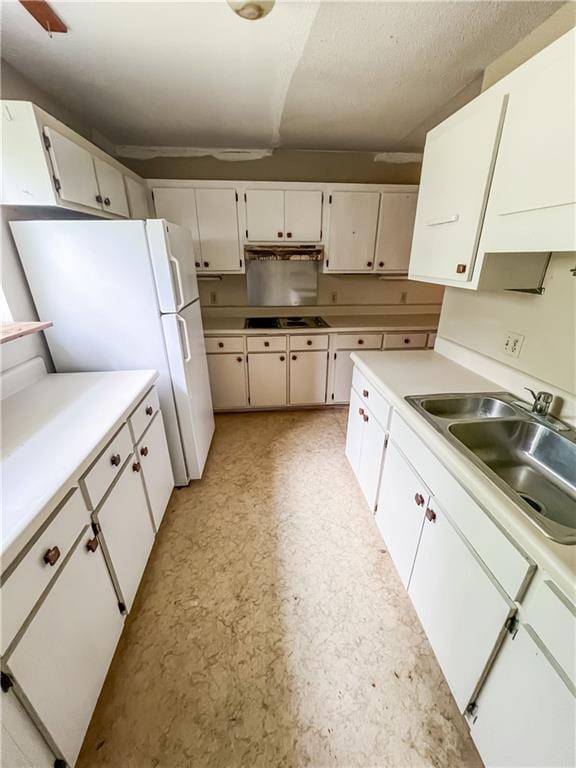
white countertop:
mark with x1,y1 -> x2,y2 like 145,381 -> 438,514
352,350 -> 576,598
202,313 -> 440,335
1,369 -> 157,567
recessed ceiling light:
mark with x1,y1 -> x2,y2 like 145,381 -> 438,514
227,1 -> 275,21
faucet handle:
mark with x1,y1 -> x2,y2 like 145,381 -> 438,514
524,387 -> 537,402
524,387 -> 553,403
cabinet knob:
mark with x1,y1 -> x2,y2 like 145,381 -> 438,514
110,453 -> 121,467
306,339 -> 312,346
363,413 -> 369,422
367,261 -> 373,268
132,461 -> 141,473
43,546 -> 61,566
404,338 -> 410,344
358,407 -> 365,416
140,445 -> 149,457
104,197 -> 111,207
358,339 -> 364,345
277,232 -> 283,238
378,261 -> 385,268
203,261 -> 209,268
195,261 -> 201,268
86,536 -> 99,553
291,355 -> 297,360
95,194 -> 103,204
425,507 -> 437,523
236,356 -> 243,363
280,355 -> 285,361
414,493 -> 425,507
145,406 -> 153,416
264,341 -> 270,347
286,232 -> 292,238
456,263 -> 467,274
218,342 -> 224,348
362,389 -> 369,397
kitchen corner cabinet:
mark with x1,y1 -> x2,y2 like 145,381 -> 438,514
247,352 -> 288,407
207,352 -> 249,409
325,191 -> 380,272
469,623 -> 576,768
375,191 -> 417,273
125,175 -> 152,219
245,189 -> 323,242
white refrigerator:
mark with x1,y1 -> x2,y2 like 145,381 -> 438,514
10,219 -> 215,486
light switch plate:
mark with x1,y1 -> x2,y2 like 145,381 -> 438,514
503,331 -> 524,358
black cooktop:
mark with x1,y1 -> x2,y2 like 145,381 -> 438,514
244,317 -> 329,329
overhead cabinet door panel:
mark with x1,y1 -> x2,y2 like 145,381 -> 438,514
93,157 -> 130,217
44,127 -> 101,211
284,190 -> 323,241
245,189 -> 285,241
195,188 -> 241,271
327,192 -> 380,271
376,192 -> 417,273
152,188 -> 202,268
409,91 -> 506,283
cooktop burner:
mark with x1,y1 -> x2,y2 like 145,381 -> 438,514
244,317 -> 329,329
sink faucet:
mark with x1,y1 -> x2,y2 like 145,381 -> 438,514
525,388 -> 554,416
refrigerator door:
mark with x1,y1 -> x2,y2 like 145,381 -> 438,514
161,300 -> 215,479
146,219 -> 199,313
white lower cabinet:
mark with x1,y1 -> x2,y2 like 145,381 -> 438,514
1,692 -> 55,767
469,624 -> 576,768
136,412 -> 174,531
332,350 -> 355,403
6,526 -> 124,767
408,497 -> 513,711
345,389 -> 365,471
247,352 -> 287,407
94,456 -> 155,611
207,353 -> 248,409
345,389 -> 387,510
375,442 -> 427,588
289,350 -> 328,405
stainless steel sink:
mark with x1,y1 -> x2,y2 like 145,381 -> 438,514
405,392 -> 576,545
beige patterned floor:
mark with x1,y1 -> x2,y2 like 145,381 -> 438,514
77,409 -> 482,768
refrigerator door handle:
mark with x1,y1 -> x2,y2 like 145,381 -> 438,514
176,314 -> 192,362
169,256 -> 185,311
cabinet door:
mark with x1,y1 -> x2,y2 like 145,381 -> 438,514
195,188 -> 242,271
43,127 -> 101,211
409,91 -> 506,283
245,189 -> 285,241
469,624 -> 576,768
357,409 -> 386,510
289,350 -> 327,405
285,190 -> 323,241
93,157 -> 130,217
207,352 -> 248,409
480,34 -> 576,254
408,497 -> 512,711
375,442 -> 427,587
125,176 -> 151,218
1,692 -> 54,768
375,191 -> 417,273
137,412 -> 174,531
332,350 -> 355,403
345,388 -> 364,476
152,188 -> 202,269
327,191 -> 380,271
247,352 -> 287,407
94,457 -> 155,611
7,527 -> 123,768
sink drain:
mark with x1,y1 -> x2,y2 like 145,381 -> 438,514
519,493 -> 545,514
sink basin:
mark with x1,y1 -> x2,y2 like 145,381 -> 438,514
449,419 -> 576,543
420,396 -> 518,420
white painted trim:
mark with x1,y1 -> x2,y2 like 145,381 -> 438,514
116,146 -> 273,161
373,152 -> 423,164
148,178 -> 419,193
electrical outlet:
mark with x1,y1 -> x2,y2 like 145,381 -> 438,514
503,331 -> 524,358
209,290 -> 218,305
330,291 -> 338,304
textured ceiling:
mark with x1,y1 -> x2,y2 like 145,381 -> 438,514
0,0 -> 565,151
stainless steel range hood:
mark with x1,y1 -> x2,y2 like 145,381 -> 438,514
245,244 -> 323,306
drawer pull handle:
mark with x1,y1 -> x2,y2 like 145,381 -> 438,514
132,461 -> 141,473
358,407 -> 365,416
414,493 -> 425,507
362,389 -> 369,397
86,537 -> 99,553
43,546 -> 61,566
145,406 -> 153,416
140,446 -> 149,457
425,507 -> 437,523
110,453 -> 121,467
218,342 -> 224,348
307,339 -> 312,346
264,341 -> 270,347
358,339 -> 364,345
236,356 -> 243,363
363,413 -> 369,422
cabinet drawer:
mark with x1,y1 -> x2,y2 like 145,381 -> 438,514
334,333 -> 382,350
205,336 -> 244,354
247,335 -> 287,352
81,423 -> 133,509
128,387 -> 160,443
290,334 -> 329,351
427,332 -> 437,348
1,489 -> 88,655
383,332 -> 428,349
352,367 -> 392,429
391,412 -> 535,599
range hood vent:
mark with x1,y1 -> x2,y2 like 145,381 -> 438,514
244,244 -> 323,261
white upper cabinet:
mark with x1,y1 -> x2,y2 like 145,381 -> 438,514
152,188 -> 202,269
245,189 -> 285,241
326,191 -> 380,272
44,127 -> 102,211
93,157 -> 130,217
375,191 -> 417,274
284,190 -> 323,241
124,175 -> 152,219
479,29 -> 576,254
409,90 -> 506,285
195,188 -> 242,271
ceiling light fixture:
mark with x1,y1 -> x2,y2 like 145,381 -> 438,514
227,1 -> 275,21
